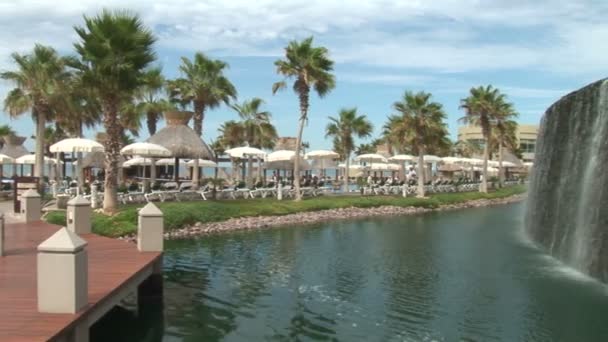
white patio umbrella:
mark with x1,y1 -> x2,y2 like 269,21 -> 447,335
354,153 -> 388,163
156,158 -> 187,166
370,163 -> 400,171
225,146 -> 266,185
186,159 -> 218,168
388,154 -> 414,162
423,155 -> 442,163
441,157 -> 463,164
123,157 -> 154,167
305,150 -> 339,160
501,161 -> 517,168
15,155 -> 59,165
524,162 -> 534,167
49,138 -> 105,192
49,138 -> 104,153
488,160 -> 500,167
121,142 -> 172,189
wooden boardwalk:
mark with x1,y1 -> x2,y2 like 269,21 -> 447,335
0,221 -> 162,342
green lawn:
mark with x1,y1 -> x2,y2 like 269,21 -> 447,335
45,185 -> 526,238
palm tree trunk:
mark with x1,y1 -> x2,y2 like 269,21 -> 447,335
34,110 -> 45,192
498,142 -> 504,187
146,111 -> 157,136
294,83 -> 310,201
193,102 -> 204,136
344,151 -> 350,192
481,138 -> 489,193
102,100 -> 121,213
417,149 -> 425,198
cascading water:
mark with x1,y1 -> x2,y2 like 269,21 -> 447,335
526,79 -> 608,283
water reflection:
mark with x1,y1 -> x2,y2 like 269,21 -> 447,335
92,203 -> 608,341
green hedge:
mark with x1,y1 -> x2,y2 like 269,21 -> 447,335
45,185 -> 526,238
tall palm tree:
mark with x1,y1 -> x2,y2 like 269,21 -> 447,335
168,52 -> 236,186
459,85 -> 507,193
494,117 -> 518,186
355,143 -> 376,156
453,140 -> 483,158
217,120 -> 245,181
72,10 -> 156,213
136,67 -> 172,136
231,97 -> 277,186
168,52 -> 237,136
272,36 -> 335,200
386,91 -> 448,197
325,108 -> 373,192
1,44 -> 71,187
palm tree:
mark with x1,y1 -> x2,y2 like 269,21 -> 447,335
231,97 -> 277,186
272,37 -> 336,200
136,67 -> 173,136
72,10 -> 156,213
325,108 -> 373,192
494,116 -> 518,186
217,120 -> 246,181
168,52 -> 236,186
459,85 -> 507,193
386,91 -> 448,197
355,143 -> 376,156
453,140 -> 483,158
0,125 -> 16,150
1,44 -> 71,187
168,52 -> 237,136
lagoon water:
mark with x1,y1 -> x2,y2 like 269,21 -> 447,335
91,203 -> 608,341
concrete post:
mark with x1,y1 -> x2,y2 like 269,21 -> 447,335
0,212 -> 4,257
67,195 -> 91,235
277,182 -> 283,201
37,227 -> 88,314
90,184 -> 98,209
402,183 -> 407,198
138,203 -> 164,252
21,189 -> 41,222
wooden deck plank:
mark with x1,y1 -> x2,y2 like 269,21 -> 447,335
0,221 -> 162,341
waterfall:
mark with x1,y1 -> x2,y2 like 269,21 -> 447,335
526,79 -> 608,283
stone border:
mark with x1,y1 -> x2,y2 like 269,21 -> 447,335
119,193 -> 526,242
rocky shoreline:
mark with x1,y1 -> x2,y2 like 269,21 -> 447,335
119,193 -> 526,242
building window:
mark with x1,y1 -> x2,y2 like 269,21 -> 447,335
520,139 -> 536,153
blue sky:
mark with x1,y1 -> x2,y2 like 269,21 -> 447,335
1,0 -> 607,151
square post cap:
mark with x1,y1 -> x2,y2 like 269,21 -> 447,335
22,189 -> 41,198
67,195 -> 91,207
38,227 -> 88,253
139,203 -> 163,217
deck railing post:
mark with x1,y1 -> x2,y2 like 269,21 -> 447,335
21,189 -> 41,222
67,195 -> 91,235
37,227 -> 88,314
0,212 -> 4,256
138,202 -> 164,252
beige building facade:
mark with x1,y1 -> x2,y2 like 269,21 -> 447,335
457,124 -> 539,162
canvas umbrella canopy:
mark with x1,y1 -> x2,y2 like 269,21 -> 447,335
388,154 -> 414,162
156,158 -> 188,166
305,150 -> 339,160
15,155 -> 59,165
123,157 -> 154,167
147,111 -> 214,183
338,163 -> 365,178
266,150 -> 310,172
369,163 -> 400,171
354,153 -> 388,163
423,155 -> 442,163
441,157 -> 464,164
186,159 -> 218,168
225,146 -> 267,185
121,142 -> 172,189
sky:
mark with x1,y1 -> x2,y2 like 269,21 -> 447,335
1,0 -> 607,151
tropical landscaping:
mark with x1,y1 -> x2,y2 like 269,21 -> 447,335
0,10 -> 525,214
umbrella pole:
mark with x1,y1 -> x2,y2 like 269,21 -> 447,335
150,159 -> 156,192
174,157 -> 179,183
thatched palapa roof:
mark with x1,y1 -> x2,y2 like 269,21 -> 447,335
0,135 -> 29,158
147,111 -> 214,159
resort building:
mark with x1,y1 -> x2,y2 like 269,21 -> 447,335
457,124 -> 539,162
